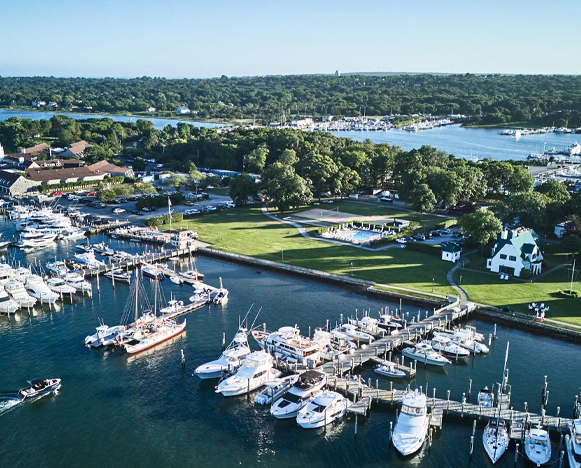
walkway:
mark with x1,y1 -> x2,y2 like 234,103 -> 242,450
445,250 -> 477,301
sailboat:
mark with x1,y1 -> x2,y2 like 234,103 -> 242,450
117,270 -> 186,354
482,343 -> 511,464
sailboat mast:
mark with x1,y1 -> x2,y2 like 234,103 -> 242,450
134,271 -> 139,323
154,274 -> 158,317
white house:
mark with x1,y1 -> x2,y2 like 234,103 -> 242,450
487,228 -> 543,277
147,106 -> 156,113
176,106 -> 191,114
442,244 -> 462,262
291,118 -> 313,128
554,221 -> 570,239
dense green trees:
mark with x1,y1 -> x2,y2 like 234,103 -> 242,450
2,74 -> 581,126
262,163 -> 312,211
459,211 -> 502,245
229,174 -> 258,205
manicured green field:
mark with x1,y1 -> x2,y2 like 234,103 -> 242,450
453,267 -> 581,326
169,206 -> 457,297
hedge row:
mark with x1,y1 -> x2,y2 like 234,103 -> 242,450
436,219 -> 458,229
405,242 -> 442,256
144,213 -> 184,227
37,175 -> 125,193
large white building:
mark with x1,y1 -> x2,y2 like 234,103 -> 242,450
487,228 -> 543,277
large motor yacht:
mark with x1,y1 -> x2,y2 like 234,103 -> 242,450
18,378 -> 61,401
215,351 -> 281,397
270,370 -> 327,419
401,342 -> 451,366
525,425 -> 552,466
46,278 -> 77,295
0,285 -> 19,314
334,323 -> 374,343
252,326 -> 322,366
392,390 -> 430,456
25,275 -> 59,304
566,419 -> 581,468
5,280 -> 37,308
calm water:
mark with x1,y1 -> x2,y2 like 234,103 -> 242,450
330,125 -> 581,161
0,109 -> 224,130
0,219 -> 580,468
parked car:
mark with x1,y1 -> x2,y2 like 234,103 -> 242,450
184,201 -> 195,206
87,191 -> 97,196
132,210 -> 142,215
439,228 -> 451,235
413,234 -> 425,241
430,231 -> 441,237
396,237 -> 407,244
112,208 -> 126,214
96,203 -> 107,209
118,198 -> 128,203
141,207 -> 151,212
52,191 -> 64,196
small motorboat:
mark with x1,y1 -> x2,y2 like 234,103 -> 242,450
525,425 -> 552,466
17,378 -> 61,401
374,360 -> 406,379
401,342 -> 451,366
85,324 -> 126,348
478,387 -> 494,407
104,269 -> 131,283
170,276 -> 184,285
335,324 -> 374,343
179,269 -> 204,281
483,418 -> 509,464
160,299 -> 184,316
254,375 -> 299,405
566,419 -> 581,468
270,371 -> 327,419
142,263 -> 165,280
215,351 -> 281,397
377,314 -> 402,331
46,277 -> 77,295
428,336 -> 470,360
213,288 -> 229,305
296,391 -> 351,429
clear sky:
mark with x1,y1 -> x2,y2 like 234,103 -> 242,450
2,0 -> 580,78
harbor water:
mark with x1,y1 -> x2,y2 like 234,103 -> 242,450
0,220 -> 580,468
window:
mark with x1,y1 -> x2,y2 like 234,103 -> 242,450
500,254 -> 507,260
509,256 -> 516,262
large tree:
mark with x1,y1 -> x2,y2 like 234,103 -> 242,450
228,174 -> 258,205
409,183 -> 436,214
535,179 -> 570,204
458,210 -> 502,245
262,162 -> 312,212
496,192 -> 550,232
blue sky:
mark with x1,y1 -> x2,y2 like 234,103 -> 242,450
1,0 -> 580,78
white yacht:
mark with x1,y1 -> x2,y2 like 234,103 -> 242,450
104,269 -> 131,283
392,390 -> 429,456
25,275 -> 59,304
254,375 -> 299,405
159,299 -> 184,316
46,278 -> 77,295
296,391 -> 351,429
215,351 -> 281,397
85,324 -> 127,348
252,326 -> 322,365
483,418 -> 509,464
195,328 -> 251,379
349,316 -> 379,335
335,323 -> 374,343
374,360 -> 406,379
377,314 -> 402,331
525,425 -> 552,466
401,342 -> 451,366
312,329 -> 354,360
74,251 -> 106,269
123,318 -> 187,354
58,228 -> 86,241
213,288 -> 229,305
434,330 -> 489,354
0,264 -> 14,284
428,336 -> 470,360
0,285 -> 19,314
141,263 -> 165,280
270,370 -> 327,419
15,233 -> 57,248
4,280 -> 37,308
63,272 -> 92,294
478,387 -> 494,407
566,419 -> 581,468
179,269 -> 204,281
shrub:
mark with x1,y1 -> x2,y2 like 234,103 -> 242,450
519,269 -> 533,279
437,219 -> 458,229
560,290 -> 579,298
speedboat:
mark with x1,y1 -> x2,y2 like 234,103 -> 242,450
46,277 -> 77,295
25,275 -> 59,304
4,280 -> 37,309
85,324 -> 127,348
566,419 -> 581,468
104,269 -> 131,283
270,370 -> 327,419
434,331 -> 489,354
170,276 -> 184,285
213,288 -> 229,305
0,284 -> 19,314
525,425 -> 552,466
215,351 -> 281,397
74,251 -> 106,269
76,244 -> 93,253
428,336 -> 470,360
377,314 -> 402,331
401,342 -> 451,366
478,387 -> 494,407
335,323 -> 374,343
195,328 -> 251,379
483,418 -> 509,464
296,391 -> 351,429
349,316 -> 379,334
255,375 -> 299,405
17,378 -> 61,401
392,390 -> 429,456
374,360 -> 406,379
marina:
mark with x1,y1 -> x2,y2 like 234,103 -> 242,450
0,215 -> 580,468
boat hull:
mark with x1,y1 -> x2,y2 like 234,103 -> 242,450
124,321 -> 186,354
401,350 -> 448,366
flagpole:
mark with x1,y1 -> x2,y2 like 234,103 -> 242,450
168,196 -> 172,230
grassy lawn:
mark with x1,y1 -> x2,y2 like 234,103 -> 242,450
208,187 -> 231,197
168,206 -> 457,297
289,200 -> 454,233
453,267 -> 581,326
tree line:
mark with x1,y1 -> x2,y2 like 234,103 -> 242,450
2,74 -> 581,125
